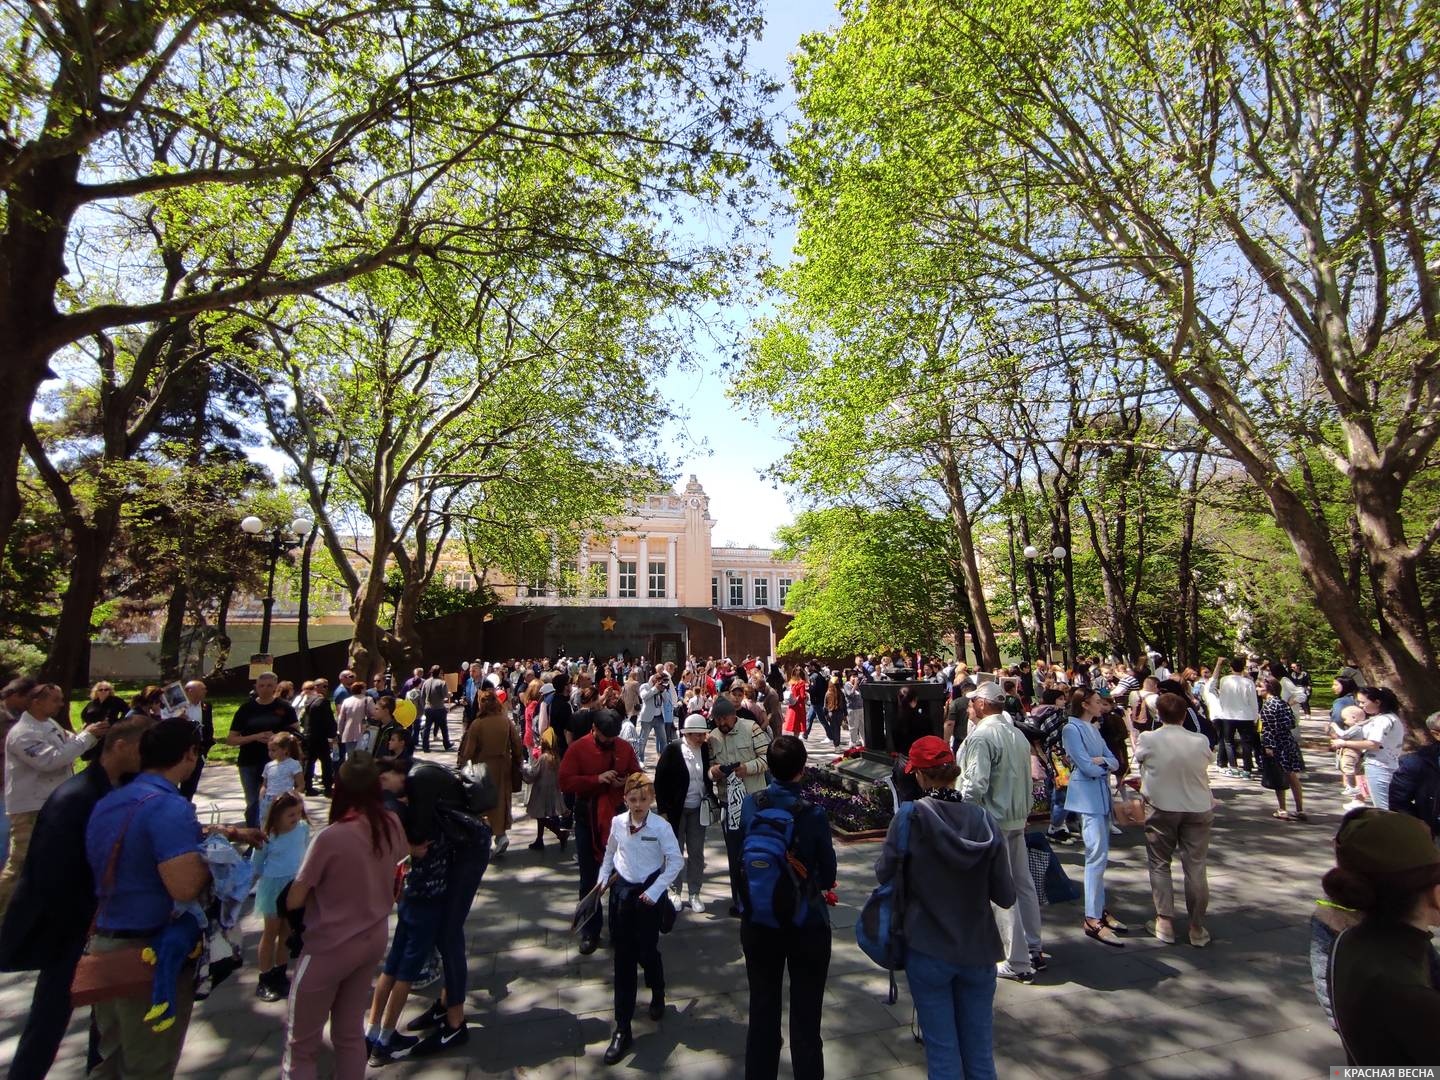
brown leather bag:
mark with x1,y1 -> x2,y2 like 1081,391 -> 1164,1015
70,793 -> 163,1007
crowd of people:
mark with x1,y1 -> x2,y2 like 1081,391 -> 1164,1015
0,646 -> 1434,1077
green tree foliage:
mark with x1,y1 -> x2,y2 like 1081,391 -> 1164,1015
780,0 -> 1440,712
0,0 -> 773,556
775,505 -> 966,659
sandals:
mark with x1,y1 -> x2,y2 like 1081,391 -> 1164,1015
1272,810 -> 1292,820
1085,919 -> 1125,947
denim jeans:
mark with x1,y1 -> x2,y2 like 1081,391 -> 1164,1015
1078,810 -> 1110,920
905,948 -> 997,1080
643,716 -> 668,762
439,824 -> 491,1005
1048,783 -> 1078,830
421,706 -> 450,752
237,764 -> 265,828
1365,761 -> 1394,810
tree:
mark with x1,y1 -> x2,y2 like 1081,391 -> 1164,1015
0,0 -> 772,552
786,0 -> 1440,714
776,505 -> 965,659
258,255 -> 677,675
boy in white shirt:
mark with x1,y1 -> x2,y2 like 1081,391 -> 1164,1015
597,773 -> 682,1066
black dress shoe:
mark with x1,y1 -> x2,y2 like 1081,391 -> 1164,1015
578,935 -> 598,956
728,905 -> 743,919
603,1028 -> 632,1065
648,994 -> 664,1021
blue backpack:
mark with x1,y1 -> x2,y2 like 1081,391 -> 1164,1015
740,793 -> 816,928
855,800 -> 916,1003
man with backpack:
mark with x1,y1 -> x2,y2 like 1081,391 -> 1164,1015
738,734 -> 836,1080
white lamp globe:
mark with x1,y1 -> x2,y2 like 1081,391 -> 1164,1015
1052,546 -> 1068,560
1023,545 -> 1039,560
240,516 -> 264,535
291,517 -> 314,537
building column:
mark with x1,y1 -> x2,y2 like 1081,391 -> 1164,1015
667,536 -> 678,601
638,534 -> 649,600
608,541 -> 619,600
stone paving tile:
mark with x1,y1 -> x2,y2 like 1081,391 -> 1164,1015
0,718 -> 1352,1078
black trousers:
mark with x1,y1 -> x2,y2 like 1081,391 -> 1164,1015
575,802 -> 604,940
609,884 -> 663,1033
723,821 -> 745,910
10,936 -> 86,1080
1221,720 -> 1260,772
303,740 -> 334,793
179,758 -> 205,802
421,706 -> 450,751
741,919 -> 830,1080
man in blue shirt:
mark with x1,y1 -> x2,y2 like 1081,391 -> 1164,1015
85,718 -> 210,1079
738,735 -> 837,1080
0,716 -> 149,1080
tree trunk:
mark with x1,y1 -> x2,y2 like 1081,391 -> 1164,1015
349,528 -> 396,679
1175,455 -> 1201,670
0,147 -> 83,553
40,518 -> 115,692
392,582 -> 426,670
157,582 -> 189,681
296,530 -> 315,680
938,442 -> 1001,669
208,585 -> 234,678
1057,499 -> 1079,666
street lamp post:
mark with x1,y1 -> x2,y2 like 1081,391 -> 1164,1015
1024,544 -> 1069,665
240,515 -> 314,657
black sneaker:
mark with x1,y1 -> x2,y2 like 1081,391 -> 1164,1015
410,1020 -> 469,1057
367,1032 -> 419,1067
405,999 -> 447,1033
1030,951 -> 1051,971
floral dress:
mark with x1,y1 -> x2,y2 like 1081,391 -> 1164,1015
1260,696 -> 1306,773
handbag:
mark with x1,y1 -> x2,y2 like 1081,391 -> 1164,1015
71,794 -> 163,1007
458,762 -> 498,815
1259,753 -> 1286,791
1111,782 -> 1146,827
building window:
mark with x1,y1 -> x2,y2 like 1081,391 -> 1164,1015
711,576 -> 719,606
559,562 -> 578,598
648,560 -> 666,599
779,577 -> 793,607
587,562 -> 608,597
618,560 -> 637,599
753,577 -> 768,607
729,576 -> 745,607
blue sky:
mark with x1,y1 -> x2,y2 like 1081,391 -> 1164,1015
660,2 -> 839,548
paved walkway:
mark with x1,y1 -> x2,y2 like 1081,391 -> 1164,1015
0,711 -> 1348,1078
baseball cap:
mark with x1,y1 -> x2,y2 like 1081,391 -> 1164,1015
905,735 -> 955,774
966,681 -> 1006,703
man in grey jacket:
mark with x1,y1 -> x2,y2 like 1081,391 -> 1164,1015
957,682 -> 1045,982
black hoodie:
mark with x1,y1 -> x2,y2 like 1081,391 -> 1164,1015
874,791 -> 1015,965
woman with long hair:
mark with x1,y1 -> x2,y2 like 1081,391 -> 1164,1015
80,681 -> 126,729
1333,687 -> 1405,810
282,752 -> 406,1080
784,666 -> 807,735
456,688 -> 525,855
522,679 -> 543,752
1321,809 -> 1440,1065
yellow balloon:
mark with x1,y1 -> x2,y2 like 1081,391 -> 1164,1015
394,698 -> 418,728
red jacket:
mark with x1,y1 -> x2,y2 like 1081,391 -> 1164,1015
558,733 -> 640,860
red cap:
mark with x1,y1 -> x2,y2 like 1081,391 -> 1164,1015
905,735 -> 954,773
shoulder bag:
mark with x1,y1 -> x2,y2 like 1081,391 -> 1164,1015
71,793 -> 163,1007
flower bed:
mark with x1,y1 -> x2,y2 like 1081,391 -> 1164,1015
801,764 -> 895,836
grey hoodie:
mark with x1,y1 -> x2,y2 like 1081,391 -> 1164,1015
873,792 -> 1015,965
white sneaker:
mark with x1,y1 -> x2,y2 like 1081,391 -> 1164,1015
689,895 -> 704,914
493,834 -> 510,856
1342,799 -> 1368,813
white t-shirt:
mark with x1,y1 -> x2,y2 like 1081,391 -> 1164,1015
263,757 -> 303,798
1340,713 -> 1404,771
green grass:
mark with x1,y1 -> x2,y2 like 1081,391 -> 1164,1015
68,684 -> 248,764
